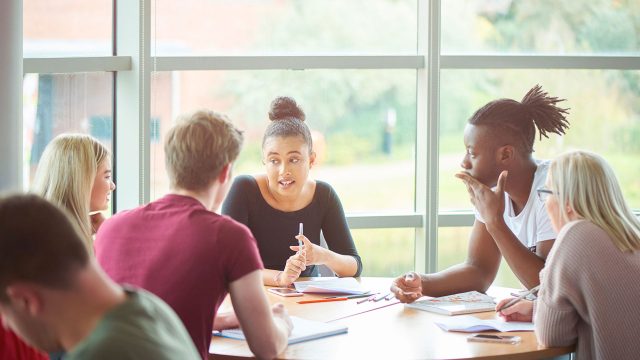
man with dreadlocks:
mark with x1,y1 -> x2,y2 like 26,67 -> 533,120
391,85 -> 570,301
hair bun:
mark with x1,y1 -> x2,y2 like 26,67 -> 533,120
268,96 -> 306,122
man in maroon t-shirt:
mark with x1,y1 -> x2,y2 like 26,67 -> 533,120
95,110 -> 292,359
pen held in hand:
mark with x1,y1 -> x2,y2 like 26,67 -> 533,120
496,285 -> 540,312
297,222 -> 304,252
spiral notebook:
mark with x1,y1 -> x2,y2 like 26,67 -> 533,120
405,291 -> 496,316
213,316 -> 348,345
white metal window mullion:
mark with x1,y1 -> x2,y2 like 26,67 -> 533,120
440,55 -> 640,70
424,0 -> 442,274
22,54 -> 640,74
413,0 -> 440,274
23,56 -> 131,74
154,55 -> 423,70
0,0 -> 23,192
114,0 -> 151,211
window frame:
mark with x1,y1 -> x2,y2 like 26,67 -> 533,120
21,0 -> 640,274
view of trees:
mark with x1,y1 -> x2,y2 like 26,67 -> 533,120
23,0 -> 639,281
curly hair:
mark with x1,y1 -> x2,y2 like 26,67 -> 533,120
262,96 -> 313,153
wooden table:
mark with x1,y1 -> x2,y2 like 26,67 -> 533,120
209,278 -> 573,359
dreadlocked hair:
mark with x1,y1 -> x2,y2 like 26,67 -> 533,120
469,84 -> 570,154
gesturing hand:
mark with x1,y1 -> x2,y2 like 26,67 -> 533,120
289,235 -> 329,266
278,250 -> 306,286
389,271 -> 422,303
455,170 -> 508,226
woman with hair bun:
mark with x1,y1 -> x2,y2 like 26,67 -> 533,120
223,96 -> 362,286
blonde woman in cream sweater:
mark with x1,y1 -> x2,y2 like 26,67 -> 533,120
497,150 -> 640,360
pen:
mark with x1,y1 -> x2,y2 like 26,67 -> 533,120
357,293 -> 378,304
496,285 -> 540,312
373,292 -> 390,302
324,293 -> 375,300
297,297 -> 348,304
298,222 -> 304,251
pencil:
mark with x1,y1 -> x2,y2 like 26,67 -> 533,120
496,285 -> 540,312
297,297 -> 348,304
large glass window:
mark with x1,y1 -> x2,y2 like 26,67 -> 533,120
152,0 -> 417,55
23,73 -> 114,187
24,0 -> 113,57
438,227 -> 520,288
149,70 -> 417,213
351,228 -> 415,277
18,1 -> 639,284
442,0 -> 640,55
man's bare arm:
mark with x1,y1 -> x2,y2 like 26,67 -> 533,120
418,220 -> 502,297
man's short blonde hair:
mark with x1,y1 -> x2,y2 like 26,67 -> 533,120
164,110 -> 243,191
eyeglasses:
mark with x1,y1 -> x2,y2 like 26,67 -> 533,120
536,187 -> 554,202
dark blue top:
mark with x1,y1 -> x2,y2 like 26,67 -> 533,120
222,175 -> 362,277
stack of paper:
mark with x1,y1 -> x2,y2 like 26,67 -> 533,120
434,315 -> 535,332
214,316 -> 348,344
406,291 -> 496,315
293,277 -> 369,295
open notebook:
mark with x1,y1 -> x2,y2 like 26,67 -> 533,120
405,291 -> 496,315
293,277 -> 369,295
213,316 -> 348,345
435,315 -> 535,332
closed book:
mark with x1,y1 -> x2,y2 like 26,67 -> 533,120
214,316 -> 348,345
405,291 -> 496,316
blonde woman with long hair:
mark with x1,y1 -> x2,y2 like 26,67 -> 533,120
32,134 -> 116,252
496,150 -> 640,359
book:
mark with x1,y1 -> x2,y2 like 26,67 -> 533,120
405,291 -> 496,315
434,315 -> 535,332
213,316 -> 348,344
293,277 -> 369,295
